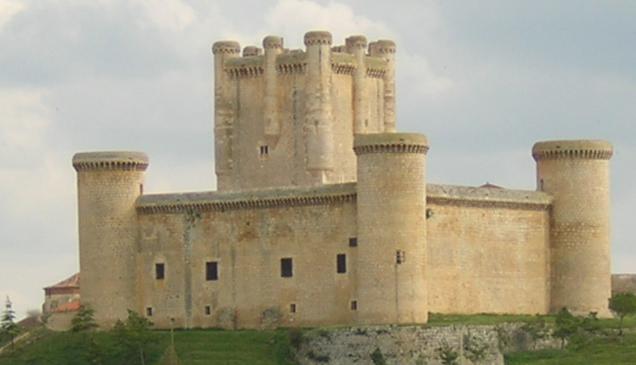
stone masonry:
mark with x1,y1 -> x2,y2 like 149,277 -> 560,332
72,31 -> 614,329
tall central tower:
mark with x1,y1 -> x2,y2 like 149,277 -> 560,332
212,31 -> 397,191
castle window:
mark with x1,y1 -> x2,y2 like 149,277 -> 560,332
206,261 -> 218,281
155,263 -> 165,280
205,305 -> 211,315
396,250 -> 406,264
337,254 -> 347,274
139,183 -> 144,195
146,307 -> 153,317
350,300 -> 358,311
290,303 -> 297,313
349,237 -> 358,247
281,258 -> 293,278
260,145 -> 269,156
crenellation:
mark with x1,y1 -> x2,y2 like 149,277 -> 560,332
72,30 -> 615,331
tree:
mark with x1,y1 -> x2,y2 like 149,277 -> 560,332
609,292 -> 636,336
1,296 -> 20,350
71,305 -> 98,332
113,310 -> 155,365
553,307 -> 579,349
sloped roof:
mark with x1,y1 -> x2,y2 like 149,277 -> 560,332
44,273 -> 80,290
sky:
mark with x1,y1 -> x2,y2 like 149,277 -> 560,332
0,0 -> 634,318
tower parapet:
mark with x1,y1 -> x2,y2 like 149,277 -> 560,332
355,133 -> 429,324
73,151 -> 149,327
533,140 -> 613,316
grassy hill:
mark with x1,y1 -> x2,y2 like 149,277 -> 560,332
1,314 -> 635,364
0,328 -> 294,365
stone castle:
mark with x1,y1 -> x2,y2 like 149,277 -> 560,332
72,31 -> 613,329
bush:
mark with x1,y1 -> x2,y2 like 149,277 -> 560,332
370,347 -> 386,365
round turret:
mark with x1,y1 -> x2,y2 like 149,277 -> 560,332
304,30 -> 332,46
262,35 -> 283,49
74,151 -> 149,327
212,41 -> 241,55
345,35 -> 367,52
532,140 -> 613,316
354,133 -> 429,325
242,46 -> 262,57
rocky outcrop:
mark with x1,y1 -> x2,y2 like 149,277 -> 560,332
295,324 -> 560,365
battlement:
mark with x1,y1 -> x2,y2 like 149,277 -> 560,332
532,140 -> 613,161
212,31 -> 399,191
72,151 -> 149,171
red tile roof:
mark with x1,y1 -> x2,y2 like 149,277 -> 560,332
44,273 -> 80,290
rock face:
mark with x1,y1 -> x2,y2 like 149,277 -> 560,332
295,324 -> 560,365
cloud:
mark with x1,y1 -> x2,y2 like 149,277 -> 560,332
0,0 -> 24,30
263,0 -> 393,46
130,0 -> 196,32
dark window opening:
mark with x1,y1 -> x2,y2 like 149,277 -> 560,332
396,250 -> 405,264
260,145 -> 269,156
349,237 -> 358,247
540,179 -> 544,191
290,303 -> 296,313
206,261 -> 218,281
337,254 -> 347,274
205,305 -> 211,315
350,300 -> 357,311
146,307 -> 153,316
139,183 -> 144,195
281,258 -> 293,278
155,263 -> 165,280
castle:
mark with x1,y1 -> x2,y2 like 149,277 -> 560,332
72,31 -> 613,329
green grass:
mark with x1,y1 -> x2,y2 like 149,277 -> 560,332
427,313 -> 555,327
0,327 -> 295,365
167,329 -> 294,365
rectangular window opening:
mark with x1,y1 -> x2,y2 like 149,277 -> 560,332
290,303 -> 296,313
205,305 -> 211,315
281,258 -> 293,278
260,145 -> 269,156
337,254 -> 347,274
396,250 -> 406,264
155,263 -> 165,280
206,261 -> 218,281
146,307 -> 153,317
348,237 -> 357,247
350,300 -> 358,311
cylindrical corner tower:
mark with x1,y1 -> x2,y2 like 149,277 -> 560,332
304,31 -> 335,178
354,133 -> 429,324
532,140 -> 613,316
73,152 -> 149,327
212,41 -> 241,191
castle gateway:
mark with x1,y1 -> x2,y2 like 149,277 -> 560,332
73,31 -> 613,329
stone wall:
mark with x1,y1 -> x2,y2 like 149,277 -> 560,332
427,184 -> 552,315
136,184 -> 358,329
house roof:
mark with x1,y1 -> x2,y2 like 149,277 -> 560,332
44,273 -> 80,290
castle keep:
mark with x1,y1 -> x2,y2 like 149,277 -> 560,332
73,31 -> 613,329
